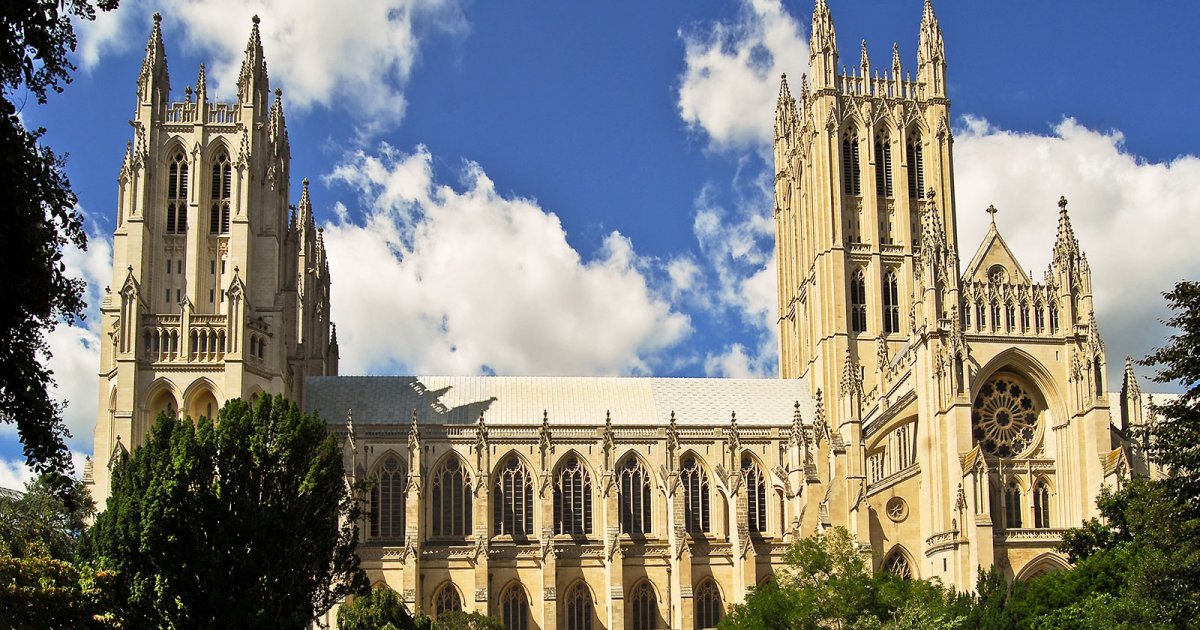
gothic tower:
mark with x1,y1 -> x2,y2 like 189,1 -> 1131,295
86,14 -> 337,506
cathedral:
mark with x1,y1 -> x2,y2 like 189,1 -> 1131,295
87,3 -> 1157,630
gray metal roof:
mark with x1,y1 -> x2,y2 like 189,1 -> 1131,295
305,375 -> 815,427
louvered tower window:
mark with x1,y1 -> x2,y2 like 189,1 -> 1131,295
907,135 -> 926,199
842,130 -> 861,196
166,152 -> 188,233
209,152 -> 232,234
875,134 -> 893,197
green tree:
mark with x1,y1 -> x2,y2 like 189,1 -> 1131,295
0,473 -> 93,559
1141,280 -> 1200,508
431,610 -> 505,630
337,585 -> 426,630
1,0 -> 119,478
80,396 -> 368,627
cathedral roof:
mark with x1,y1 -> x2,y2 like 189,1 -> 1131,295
962,207 -> 1032,284
306,375 -> 815,427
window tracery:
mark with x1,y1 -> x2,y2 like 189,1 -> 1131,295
850,268 -> 868,333
742,454 -> 767,534
884,549 -> 913,579
209,152 -> 231,234
501,583 -> 529,630
564,582 -> 593,630
369,454 -> 406,540
972,375 -> 1041,458
431,456 -> 472,538
1005,480 -> 1023,528
432,582 -> 462,617
166,152 -> 188,234
493,455 -> 533,537
695,580 -> 723,629
1033,481 -> 1050,529
681,455 -> 710,535
630,581 -> 658,630
882,270 -> 900,334
554,455 -> 592,536
618,456 -> 651,535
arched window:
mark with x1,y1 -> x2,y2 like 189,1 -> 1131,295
432,582 -> 462,618
431,456 -> 472,537
209,152 -> 232,234
493,456 -> 533,537
906,133 -> 925,199
166,152 -> 188,233
681,455 -> 710,535
1034,302 -> 1045,332
554,455 -> 592,536
629,581 -> 658,630
882,270 -> 900,335
618,457 -> 651,535
990,300 -> 1002,331
1033,481 -> 1051,529
695,580 -> 723,629
1048,301 -> 1059,333
742,454 -> 767,534
895,424 -> 912,469
1020,302 -> 1031,332
874,133 -> 893,198
884,549 -> 913,579
971,375 -> 1042,458
1005,480 -> 1023,528
370,454 -> 407,540
501,583 -> 530,630
963,298 -> 972,329
850,268 -> 868,333
1005,302 -> 1016,331
842,129 -> 861,196
975,299 -> 986,329
563,582 -> 594,630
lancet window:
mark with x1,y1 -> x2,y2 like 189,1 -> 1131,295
884,549 -> 913,579
1005,480 -> 1023,528
166,152 -> 188,234
681,455 -> 710,535
209,152 -> 232,234
618,457 -> 651,535
742,454 -> 767,534
695,580 -> 723,629
842,129 -> 862,196
874,134 -> 894,198
850,268 -> 868,333
431,456 -> 472,538
906,134 -> 926,199
432,583 -> 462,617
1033,481 -> 1051,529
554,455 -> 592,536
630,581 -> 658,630
501,583 -> 530,630
494,456 -> 533,537
369,454 -> 407,540
882,270 -> 900,334
564,582 -> 594,630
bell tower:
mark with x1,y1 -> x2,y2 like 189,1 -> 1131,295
774,0 -> 957,393
87,14 -> 338,506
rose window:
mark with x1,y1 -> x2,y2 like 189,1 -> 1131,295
972,376 -> 1039,457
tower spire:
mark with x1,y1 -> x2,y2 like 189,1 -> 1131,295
810,0 -> 838,89
860,39 -> 870,76
891,42 -> 901,79
237,15 -> 269,108
917,0 -> 946,97
1053,196 -> 1080,267
136,13 -> 169,106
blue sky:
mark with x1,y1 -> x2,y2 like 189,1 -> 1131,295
4,0 -> 1199,484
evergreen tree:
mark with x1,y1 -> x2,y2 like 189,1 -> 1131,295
80,396 -> 368,628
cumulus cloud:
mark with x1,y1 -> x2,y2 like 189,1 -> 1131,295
322,145 -> 691,376
0,451 -> 92,491
954,117 -> 1200,378
77,0 -> 465,133
677,0 -> 809,151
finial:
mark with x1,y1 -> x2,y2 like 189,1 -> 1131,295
274,87 -> 282,97
927,188 -> 936,201
860,39 -> 869,68
252,14 -> 260,25
986,204 -> 998,224
1058,195 -> 1068,211
153,12 -> 162,24
302,177 -> 309,188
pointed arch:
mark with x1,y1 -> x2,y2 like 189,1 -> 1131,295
973,348 -> 1063,414
841,124 -> 863,197
163,144 -> 189,234
680,450 -> 712,535
850,267 -> 868,333
144,378 -> 181,425
499,581 -> 530,630
431,581 -> 463,618
740,451 -> 768,534
1015,552 -> 1070,581
208,147 -> 233,235
562,579 -> 596,630
369,450 -> 408,541
905,126 -> 926,199
617,451 -> 653,535
695,577 -> 724,628
429,452 -> 473,538
883,545 -> 917,579
873,126 -> 895,200
553,450 -> 593,536
1032,476 -> 1052,529
882,268 -> 900,334
492,451 -> 534,537
182,377 -> 224,416
628,579 -> 661,630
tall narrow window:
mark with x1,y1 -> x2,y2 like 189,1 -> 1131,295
1035,302 -> 1045,332
1048,301 -> 1059,333
1033,482 -> 1050,529
501,583 -> 529,630
166,152 -> 188,233
680,455 -> 710,535
990,300 -> 1002,331
1005,481 -> 1022,528
554,455 -> 592,536
850,268 -> 868,333
432,583 -> 462,617
564,582 -> 594,630
1005,302 -> 1016,331
431,457 -> 472,538
842,130 -> 861,196
976,299 -> 986,329
906,134 -> 925,199
695,580 -> 723,629
493,456 -> 533,537
209,152 -> 232,234
882,270 -> 900,334
369,455 -> 407,540
618,457 -> 651,535
874,134 -> 893,197
742,454 -> 767,534
630,582 -> 658,630
1020,302 -> 1031,332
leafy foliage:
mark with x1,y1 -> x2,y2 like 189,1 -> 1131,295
0,0 -> 119,477
0,474 -> 93,559
80,396 -> 368,628
429,610 -> 505,630
338,585 -> 423,630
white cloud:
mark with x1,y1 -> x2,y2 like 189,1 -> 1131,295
0,451 -> 92,491
322,145 -> 691,376
954,116 -> 1200,379
77,0 -> 465,133
677,0 -> 809,150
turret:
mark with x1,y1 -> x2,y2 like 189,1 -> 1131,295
1120,357 -> 1144,434
774,74 -> 798,167
916,0 -> 946,98
136,13 -> 170,116
237,15 -> 271,116
810,0 -> 838,89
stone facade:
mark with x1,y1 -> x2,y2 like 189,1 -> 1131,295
90,4 -> 1159,630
